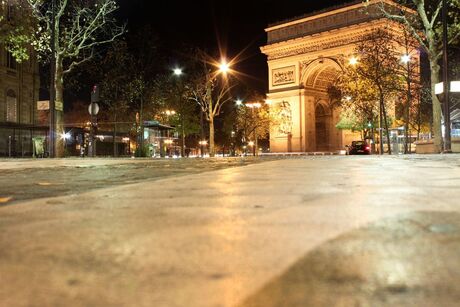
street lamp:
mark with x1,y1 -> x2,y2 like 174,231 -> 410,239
88,100 -> 100,157
442,0 -> 451,152
348,56 -> 358,66
49,0 -> 56,158
245,102 -> 262,156
401,54 -> 411,64
173,68 -> 183,76
219,60 -> 230,74
401,53 -> 412,154
164,110 -> 176,116
201,57 -> 232,157
60,132 -> 71,156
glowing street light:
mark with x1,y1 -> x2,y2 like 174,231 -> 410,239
60,132 -> 71,157
349,56 -> 358,66
164,110 -> 176,116
401,54 -> 411,64
173,68 -> 183,76
236,99 -> 243,106
219,60 -> 230,73
60,132 -> 71,140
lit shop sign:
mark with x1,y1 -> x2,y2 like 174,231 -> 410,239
435,81 -> 460,95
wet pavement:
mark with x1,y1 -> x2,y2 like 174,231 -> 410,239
0,157 -> 276,204
1,155 -> 460,307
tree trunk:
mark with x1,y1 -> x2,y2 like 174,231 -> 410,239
200,110 -> 204,157
379,103 -> 384,155
209,116 -> 215,157
54,57 -> 65,158
381,94 -> 391,155
429,60 -> 443,152
382,104 -> 391,155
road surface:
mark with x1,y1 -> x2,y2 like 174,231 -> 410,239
1,155 -> 460,307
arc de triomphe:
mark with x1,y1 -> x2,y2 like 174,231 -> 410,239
261,0 -> 410,153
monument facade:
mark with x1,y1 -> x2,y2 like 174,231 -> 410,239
261,0 -> 413,153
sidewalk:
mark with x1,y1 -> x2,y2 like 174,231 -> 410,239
0,157 -> 147,170
1,156 -> 460,306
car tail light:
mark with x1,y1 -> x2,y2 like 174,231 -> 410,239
365,146 -> 370,150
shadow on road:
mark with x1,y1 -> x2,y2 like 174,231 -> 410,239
240,211 -> 460,307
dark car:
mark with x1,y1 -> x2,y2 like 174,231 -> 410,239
347,140 -> 371,155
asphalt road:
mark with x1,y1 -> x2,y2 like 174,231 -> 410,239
1,155 -> 460,307
0,157 -> 275,205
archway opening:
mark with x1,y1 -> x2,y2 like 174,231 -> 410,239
302,59 -> 342,152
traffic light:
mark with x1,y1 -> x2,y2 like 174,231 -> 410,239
91,84 -> 100,103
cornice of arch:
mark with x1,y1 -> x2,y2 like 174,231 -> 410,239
261,19 -> 402,61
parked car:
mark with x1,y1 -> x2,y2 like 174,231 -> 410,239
347,140 -> 371,155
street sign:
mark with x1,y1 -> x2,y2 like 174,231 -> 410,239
37,100 -> 49,110
435,81 -> 460,94
451,81 -> 460,92
88,102 -> 100,116
435,82 -> 444,95
91,85 -> 100,103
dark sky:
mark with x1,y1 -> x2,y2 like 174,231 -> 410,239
117,0 -> 348,93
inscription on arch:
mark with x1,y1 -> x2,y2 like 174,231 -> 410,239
272,66 -> 296,86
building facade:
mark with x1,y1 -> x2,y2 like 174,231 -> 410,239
261,0 -> 413,153
0,4 -> 41,157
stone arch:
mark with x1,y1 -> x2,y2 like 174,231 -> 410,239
300,58 -> 343,152
301,57 -> 343,90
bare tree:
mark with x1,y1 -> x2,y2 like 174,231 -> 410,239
366,0 -> 460,152
188,50 -> 235,157
26,0 -> 125,157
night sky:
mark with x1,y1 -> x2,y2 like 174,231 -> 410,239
117,0 -> 348,93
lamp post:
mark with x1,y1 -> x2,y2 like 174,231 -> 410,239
442,0 -> 451,152
88,101 -> 99,157
172,67 -> 186,157
401,53 -> 412,154
49,0 -> 56,158
246,102 -> 262,156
